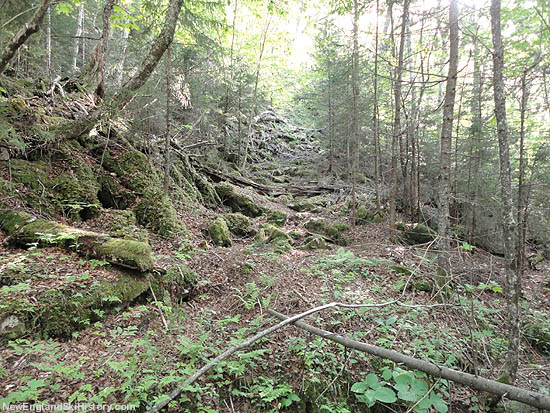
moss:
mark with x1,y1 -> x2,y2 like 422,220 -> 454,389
104,210 -> 148,242
267,210 -> 288,227
305,219 -> 349,246
397,222 -> 437,245
413,279 -> 432,292
224,212 -> 254,237
264,224 -> 293,244
0,209 -> 34,234
208,217 -> 232,247
114,151 -> 162,194
97,238 -> 154,271
52,160 -> 101,220
301,236 -> 330,250
134,190 -> 186,238
215,182 -> 262,217
354,206 -> 378,225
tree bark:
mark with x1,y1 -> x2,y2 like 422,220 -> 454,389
490,0 -> 520,384
437,0 -> 459,281
389,0 -> 409,231
372,0 -> 381,213
0,0 -> 52,75
72,2 -> 85,73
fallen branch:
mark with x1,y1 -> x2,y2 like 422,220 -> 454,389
148,299 -> 410,412
268,309 -> 550,412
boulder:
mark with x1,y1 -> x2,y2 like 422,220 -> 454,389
208,217 -> 232,247
396,222 -> 437,245
305,219 -> 349,246
215,182 -> 262,217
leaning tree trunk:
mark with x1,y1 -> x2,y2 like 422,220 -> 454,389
59,0 -> 184,141
0,0 -> 52,74
437,0 -> 459,282
490,0 -> 520,384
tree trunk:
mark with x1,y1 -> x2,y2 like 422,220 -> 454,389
72,2 -> 85,73
46,4 -> 51,76
389,0 -> 409,231
437,0 -> 459,281
490,0 -> 520,384
350,0 -> 360,218
0,0 -> 52,75
164,46 -> 172,192
372,0 -> 381,213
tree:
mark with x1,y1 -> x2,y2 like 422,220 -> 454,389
437,0 -> 459,282
490,0 -> 520,384
389,0 -> 409,231
0,0 -> 52,75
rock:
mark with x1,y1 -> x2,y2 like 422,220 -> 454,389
224,212 -> 254,237
305,219 -> 349,246
208,217 -> 232,247
0,273 -> 151,341
267,210 -> 288,227
215,182 -> 262,217
301,235 -> 331,250
134,190 -> 186,238
396,222 -> 437,245
0,209 -> 154,271
0,314 -> 25,341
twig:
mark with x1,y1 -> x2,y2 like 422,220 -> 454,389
148,281 -> 168,331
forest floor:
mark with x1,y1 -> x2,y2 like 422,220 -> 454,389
0,112 -> 549,412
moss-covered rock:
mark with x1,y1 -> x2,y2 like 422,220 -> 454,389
305,219 -> 349,246
354,206 -> 382,225
96,239 -> 153,271
208,217 -> 232,247
396,222 -> 437,245
224,212 -> 254,237
0,273 -> 151,341
102,209 -> 148,241
264,224 -> 293,244
52,160 -> 101,220
215,182 -> 262,217
113,150 -> 161,194
301,236 -> 331,250
267,210 -> 288,227
0,209 -> 154,271
289,198 -> 320,213
413,279 -> 433,292
134,190 -> 186,238
391,264 -> 413,275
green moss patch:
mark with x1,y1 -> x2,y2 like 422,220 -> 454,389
215,182 -> 262,217
396,222 -> 437,245
267,210 -> 288,227
134,190 -> 186,238
224,212 -> 254,237
305,219 -> 349,246
208,217 -> 232,247
0,273 -> 150,341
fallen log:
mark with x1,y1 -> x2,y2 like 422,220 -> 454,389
0,209 -> 153,272
268,309 -> 550,412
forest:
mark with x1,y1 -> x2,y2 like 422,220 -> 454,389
0,0 -> 549,411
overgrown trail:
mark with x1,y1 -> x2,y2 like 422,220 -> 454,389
1,107 -> 548,412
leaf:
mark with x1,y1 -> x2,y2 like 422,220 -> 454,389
351,381 -> 367,393
431,394 -> 448,412
372,386 -> 397,403
398,389 -> 418,402
366,373 -> 380,389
